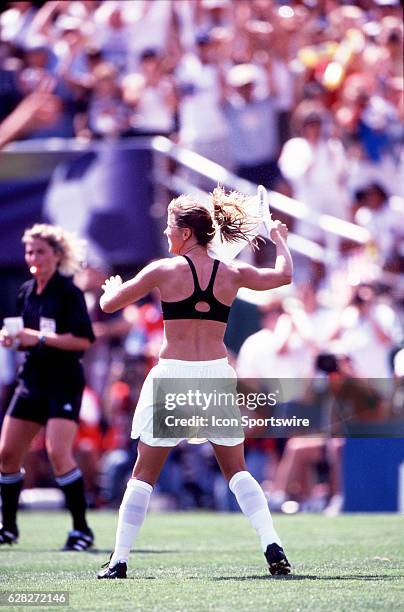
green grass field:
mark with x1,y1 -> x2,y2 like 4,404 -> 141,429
0,511 -> 403,611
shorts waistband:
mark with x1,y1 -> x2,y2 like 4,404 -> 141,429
158,358 -> 229,367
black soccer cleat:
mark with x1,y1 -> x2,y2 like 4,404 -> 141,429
97,556 -> 127,579
62,528 -> 94,551
265,543 -> 291,576
0,525 -> 18,545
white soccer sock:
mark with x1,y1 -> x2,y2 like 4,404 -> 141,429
229,471 -> 282,551
110,478 -> 153,566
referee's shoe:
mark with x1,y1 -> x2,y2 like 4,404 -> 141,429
265,543 -> 291,576
0,525 -> 18,545
62,528 -> 94,551
97,555 -> 127,579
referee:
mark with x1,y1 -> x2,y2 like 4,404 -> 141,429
0,224 -> 95,551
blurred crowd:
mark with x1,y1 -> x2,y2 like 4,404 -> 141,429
1,265 -> 403,514
1,0 -> 403,266
0,0 -> 403,180
0,0 -> 403,513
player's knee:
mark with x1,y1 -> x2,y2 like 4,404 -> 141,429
132,472 -> 157,487
221,462 -> 247,482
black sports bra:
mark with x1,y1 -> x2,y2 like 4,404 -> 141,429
161,256 -> 231,323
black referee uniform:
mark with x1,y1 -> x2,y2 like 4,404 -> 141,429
1,270 -> 96,549
7,270 -> 95,422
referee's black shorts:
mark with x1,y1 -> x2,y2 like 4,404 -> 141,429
6,389 -> 83,425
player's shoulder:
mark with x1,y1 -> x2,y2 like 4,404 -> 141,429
144,257 -> 181,273
229,260 -> 252,272
225,259 -> 256,279
154,256 -> 207,271
139,257 -> 185,282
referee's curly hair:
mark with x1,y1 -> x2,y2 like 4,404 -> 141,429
22,224 -> 86,277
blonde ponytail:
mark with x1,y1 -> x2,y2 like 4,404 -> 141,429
211,186 -> 262,249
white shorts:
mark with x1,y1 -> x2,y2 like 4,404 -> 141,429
131,357 -> 245,447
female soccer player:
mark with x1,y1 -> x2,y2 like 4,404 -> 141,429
0,224 -> 95,550
98,188 -> 293,578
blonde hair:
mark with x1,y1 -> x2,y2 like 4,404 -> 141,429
168,187 -> 261,249
22,224 -> 86,276
211,186 -> 261,248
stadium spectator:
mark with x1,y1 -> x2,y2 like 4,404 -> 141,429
270,30 -> 295,146
0,2 -> 37,47
91,2 -> 132,73
175,31 -> 232,169
123,294 -> 164,369
287,283 -> 339,357
392,348 -> 404,417
98,358 -> 145,507
0,80 -> 60,149
17,38 -> 83,138
237,297 -> 312,379
122,49 -> 177,137
354,182 -> 404,270
75,265 -> 132,398
221,61 -> 281,188
86,62 -> 130,138
270,349 -> 385,515
125,0 -> 176,69
279,109 -> 349,244
194,0 -> 232,32
330,283 -> 400,379
270,437 -> 344,515
97,188 -> 293,578
0,224 -> 95,550
73,386 -> 103,508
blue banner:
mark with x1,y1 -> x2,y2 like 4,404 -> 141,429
0,142 -> 159,268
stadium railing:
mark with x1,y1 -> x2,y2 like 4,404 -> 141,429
1,136 -> 402,293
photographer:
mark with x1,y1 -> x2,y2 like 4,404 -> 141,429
270,350 -> 383,515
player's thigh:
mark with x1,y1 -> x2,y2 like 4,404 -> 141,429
0,415 -> 42,470
211,442 -> 247,480
132,441 -> 172,485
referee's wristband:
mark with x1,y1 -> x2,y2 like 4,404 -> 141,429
38,333 -> 47,346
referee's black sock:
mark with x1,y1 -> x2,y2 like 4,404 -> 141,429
55,467 -> 89,533
0,470 -> 24,534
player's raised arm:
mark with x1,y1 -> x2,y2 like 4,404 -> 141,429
236,221 -> 293,291
100,260 -> 163,313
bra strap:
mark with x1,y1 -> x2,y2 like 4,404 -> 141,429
183,255 -> 201,291
183,256 -> 220,294
206,259 -> 220,292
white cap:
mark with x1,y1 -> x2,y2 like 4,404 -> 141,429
227,63 -> 261,88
